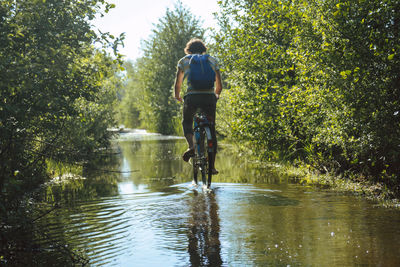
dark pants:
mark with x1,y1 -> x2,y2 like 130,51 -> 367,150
183,94 -> 217,152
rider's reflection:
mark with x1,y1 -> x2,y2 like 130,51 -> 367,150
187,190 -> 223,266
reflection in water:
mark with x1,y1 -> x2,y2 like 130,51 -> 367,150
188,190 -> 223,267
33,131 -> 400,266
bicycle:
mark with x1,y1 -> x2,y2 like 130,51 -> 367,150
192,111 -> 215,188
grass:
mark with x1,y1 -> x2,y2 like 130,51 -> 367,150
273,162 -> 400,208
221,141 -> 400,208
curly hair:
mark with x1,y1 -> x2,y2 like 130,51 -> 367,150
184,38 -> 207,54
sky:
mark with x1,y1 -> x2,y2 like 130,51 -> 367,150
93,0 -> 220,61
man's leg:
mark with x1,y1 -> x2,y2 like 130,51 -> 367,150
203,96 -> 218,174
184,133 -> 194,150
182,96 -> 196,162
182,133 -> 194,162
209,123 -> 218,174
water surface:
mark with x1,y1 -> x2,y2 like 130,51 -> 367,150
39,130 -> 400,266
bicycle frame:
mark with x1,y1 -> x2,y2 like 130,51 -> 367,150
192,112 -> 214,188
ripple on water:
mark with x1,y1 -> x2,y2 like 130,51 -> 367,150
36,180 -> 400,266
38,187 -> 195,266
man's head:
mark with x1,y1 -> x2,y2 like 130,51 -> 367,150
184,38 -> 207,55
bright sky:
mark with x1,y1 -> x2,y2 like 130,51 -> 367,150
93,0 -> 220,61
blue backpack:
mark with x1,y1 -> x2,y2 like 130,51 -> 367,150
187,54 -> 216,90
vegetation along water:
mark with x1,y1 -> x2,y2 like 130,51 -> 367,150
1,0 -> 399,265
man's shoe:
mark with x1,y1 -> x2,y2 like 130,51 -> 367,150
212,168 -> 219,175
182,148 -> 195,162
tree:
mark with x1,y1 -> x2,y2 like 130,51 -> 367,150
117,59 -> 146,129
0,0 -> 123,212
214,0 -> 303,157
214,0 -> 400,185
1,0 -> 125,263
119,1 -> 205,135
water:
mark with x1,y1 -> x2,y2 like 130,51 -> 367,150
38,130 -> 400,266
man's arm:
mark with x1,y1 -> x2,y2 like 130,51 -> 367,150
215,70 -> 222,99
174,69 -> 184,102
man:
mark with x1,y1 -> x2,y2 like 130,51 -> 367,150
174,38 -> 222,174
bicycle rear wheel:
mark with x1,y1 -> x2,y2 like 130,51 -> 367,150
201,161 -> 207,186
207,151 -> 213,188
192,158 -> 198,185
200,133 -> 207,187
203,126 -> 214,189
194,128 -> 206,186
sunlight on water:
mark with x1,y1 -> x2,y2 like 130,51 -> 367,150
118,181 -> 150,195
117,129 -> 184,141
37,131 -> 400,266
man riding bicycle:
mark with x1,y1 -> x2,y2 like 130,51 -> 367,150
174,38 -> 222,174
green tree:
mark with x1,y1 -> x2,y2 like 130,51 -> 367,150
119,1 -> 205,134
214,0 -> 303,157
0,0 -> 123,212
301,0 -> 400,179
215,0 -> 400,185
117,60 -> 144,129
1,0 -> 125,263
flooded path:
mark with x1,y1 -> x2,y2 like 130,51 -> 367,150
39,130 -> 400,266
